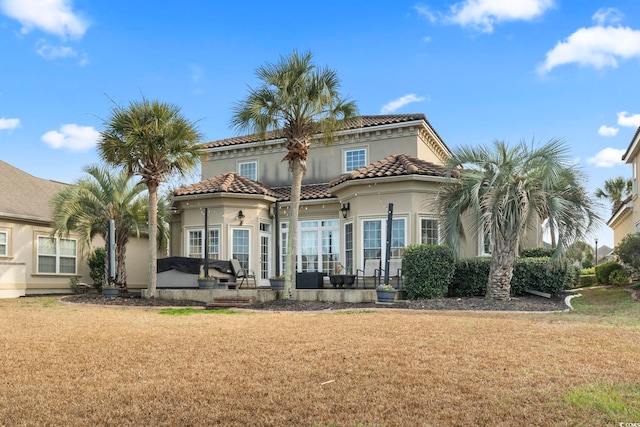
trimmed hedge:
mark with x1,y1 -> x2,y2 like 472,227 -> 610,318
451,257 -> 574,297
595,261 -> 624,285
520,247 -> 554,258
578,274 -> 596,287
403,245 -> 455,299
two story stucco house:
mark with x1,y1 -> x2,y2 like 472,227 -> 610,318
608,127 -> 640,245
170,113 -> 542,288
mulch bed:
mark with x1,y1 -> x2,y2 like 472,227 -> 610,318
63,292 -> 571,312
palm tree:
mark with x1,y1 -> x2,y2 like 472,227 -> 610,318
438,139 -> 600,300
594,176 -> 633,212
51,165 -> 148,290
230,50 -> 357,298
98,99 -> 202,297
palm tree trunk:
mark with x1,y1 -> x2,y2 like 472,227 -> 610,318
147,183 -> 158,298
115,234 -> 128,292
284,159 -> 304,299
486,236 -> 518,300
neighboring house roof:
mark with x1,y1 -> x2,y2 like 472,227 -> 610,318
329,153 -> 448,187
0,160 -> 68,222
174,172 -> 276,197
607,194 -> 633,227
622,126 -> 640,162
201,114 -> 446,150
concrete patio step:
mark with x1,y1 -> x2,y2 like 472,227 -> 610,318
206,296 -> 256,309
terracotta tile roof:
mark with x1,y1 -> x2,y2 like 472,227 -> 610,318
202,114 -> 432,149
0,160 -> 69,221
271,183 -> 335,201
174,172 -> 276,197
329,154 -> 448,188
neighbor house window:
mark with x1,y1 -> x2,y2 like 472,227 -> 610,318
37,236 -> 77,274
420,218 -> 439,245
482,229 -> 492,255
0,231 -> 7,257
187,228 -> 220,259
232,228 -> 250,270
345,148 -> 366,172
239,161 -> 257,181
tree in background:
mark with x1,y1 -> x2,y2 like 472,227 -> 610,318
614,233 -> 640,270
99,99 -> 202,297
595,176 -> 633,213
565,241 -> 595,267
231,50 -> 357,298
438,139 -> 600,300
51,165 -> 147,290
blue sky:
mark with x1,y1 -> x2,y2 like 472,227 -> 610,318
2,0 -> 640,248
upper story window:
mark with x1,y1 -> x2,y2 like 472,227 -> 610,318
345,148 -> 367,172
633,161 -> 637,197
239,161 -> 257,181
37,236 -> 77,274
0,230 -> 8,257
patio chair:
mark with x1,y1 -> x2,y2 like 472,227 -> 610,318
230,259 -> 257,288
379,258 -> 403,289
356,259 -> 381,289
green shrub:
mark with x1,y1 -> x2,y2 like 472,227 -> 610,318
614,232 -> 640,270
595,261 -> 624,285
511,258 -> 573,295
451,257 -> 573,297
609,269 -> 631,287
451,258 -> 491,296
88,248 -> 106,292
520,247 -> 554,258
581,259 -> 593,269
403,245 -> 455,299
581,267 -> 595,275
578,274 -> 596,287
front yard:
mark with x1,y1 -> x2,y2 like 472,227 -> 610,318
0,288 -> 638,426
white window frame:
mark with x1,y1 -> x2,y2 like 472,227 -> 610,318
344,148 -> 367,172
0,230 -> 8,257
419,217 -> 440,245
481,228 -> 492,256
361,218 -> 406,269
186,227 -> 220,259
279,220 -> 340,274
36,235 -> 77,275
343,222 -> 354,274
231,228 -> 251,271
633,161 -> 637,197
238,160 -> 258,181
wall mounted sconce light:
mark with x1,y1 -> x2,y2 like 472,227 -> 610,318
238,210 -> 245,225
340,202 -> 350,219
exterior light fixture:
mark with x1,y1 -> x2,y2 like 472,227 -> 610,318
238,210 -> 245,225
340,202 -> 350,219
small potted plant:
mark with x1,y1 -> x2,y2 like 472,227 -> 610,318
198,275 -> 217,289
269,274 -> 285,290
376,283 -> 396,303
102,281 -> 119,298
330,263 -> 345,288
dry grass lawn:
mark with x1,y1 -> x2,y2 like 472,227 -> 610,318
1,291 -> 639,426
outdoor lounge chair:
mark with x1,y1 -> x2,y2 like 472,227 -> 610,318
230,259 -> 257,288
356,259 -> 381,289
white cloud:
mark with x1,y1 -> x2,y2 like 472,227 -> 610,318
381,94 -> 426,114
598,125 -> 618,137
538,25 -> 640,74
586,147 -> 625,167
0,0 -> 89,39
41,124 -> 99,151
440,0 -> 555,33
592,7 -> 623,26
36,40 -> 77,59
414,4 -> 438,23
0,117 -> 20,130
189,64 -> 204,83
617,111 -> 640,127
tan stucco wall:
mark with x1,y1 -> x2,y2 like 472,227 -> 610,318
612,210 -> 636,247
0,218 -> 151,297
202,124 -> 445,188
